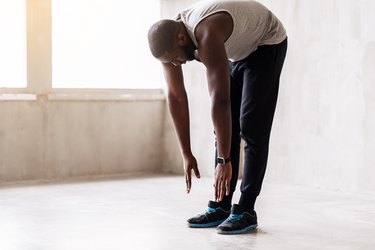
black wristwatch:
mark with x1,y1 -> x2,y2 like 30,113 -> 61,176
217,156 -> 231,165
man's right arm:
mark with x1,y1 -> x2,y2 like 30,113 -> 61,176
162,62 -> 200,192
162,62 -> 191,158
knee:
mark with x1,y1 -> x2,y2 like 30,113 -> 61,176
240,116 -> 271,147
240,125 -> 270,150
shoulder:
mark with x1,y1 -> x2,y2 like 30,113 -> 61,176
194,12 -> 233,44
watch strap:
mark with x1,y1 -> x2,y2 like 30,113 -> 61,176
217,156 -> 231,165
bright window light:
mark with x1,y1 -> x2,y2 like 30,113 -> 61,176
52,0 -> 162,89
0,0 -> 26,88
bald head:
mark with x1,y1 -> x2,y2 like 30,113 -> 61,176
148,19 -> 180,59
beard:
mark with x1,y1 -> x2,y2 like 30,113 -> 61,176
182,45 -> 196,61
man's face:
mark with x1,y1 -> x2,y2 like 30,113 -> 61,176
158,44 -> 195,66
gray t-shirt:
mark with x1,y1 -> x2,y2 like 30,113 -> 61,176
175,0 -> 287,62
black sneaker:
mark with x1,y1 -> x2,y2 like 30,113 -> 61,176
216,204 -> 258,234
187,201 -> 230,228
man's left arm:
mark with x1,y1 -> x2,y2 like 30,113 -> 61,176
196,22 -> 232,202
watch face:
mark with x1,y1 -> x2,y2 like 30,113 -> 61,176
217,157 -> 225,164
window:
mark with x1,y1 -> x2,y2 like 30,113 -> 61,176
0,0 -> 26,88
52,0 -> 162,89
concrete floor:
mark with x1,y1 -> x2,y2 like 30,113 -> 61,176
0,175 -> 374,250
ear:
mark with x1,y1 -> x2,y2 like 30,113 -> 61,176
177,32 -> 186,46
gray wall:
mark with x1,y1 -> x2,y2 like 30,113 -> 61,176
162,0 -> 375,193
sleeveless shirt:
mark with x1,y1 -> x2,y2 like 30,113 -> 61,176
175,0 -> 287,62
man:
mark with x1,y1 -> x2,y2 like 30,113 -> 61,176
148,0 -> 287,235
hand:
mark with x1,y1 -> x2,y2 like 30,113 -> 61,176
214,162 -> 232,202
183,154 -> 200,193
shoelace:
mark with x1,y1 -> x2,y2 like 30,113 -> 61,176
197,207 -> 217,217
226,214 -> 244,222
206,207 -> 217,214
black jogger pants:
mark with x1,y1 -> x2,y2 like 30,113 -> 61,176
215,38 -> 288,212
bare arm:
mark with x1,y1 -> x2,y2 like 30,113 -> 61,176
195,12 -> 233,201
198,36 -> 232,161
162,62 -> 200,193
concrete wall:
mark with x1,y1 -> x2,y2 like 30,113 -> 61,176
2,0 -> 374,195
0,0 -> 182,184
161,0 -> 375,194
0,94 -> 182,183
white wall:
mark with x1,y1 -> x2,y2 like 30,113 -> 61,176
161,0 -> 375,194
264,0 -> 375,193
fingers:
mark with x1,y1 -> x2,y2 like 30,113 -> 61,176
186,168 -> 192,193
215,178 -> 224,202
187,165 -> 200,194
214,163 -> 232,201
214,179 -> 218,201
193,166 -> 201,179
215,179 -> 230,202
219,179 -> 225,201
184,156 -> 200,194
225,180 -> 230,196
